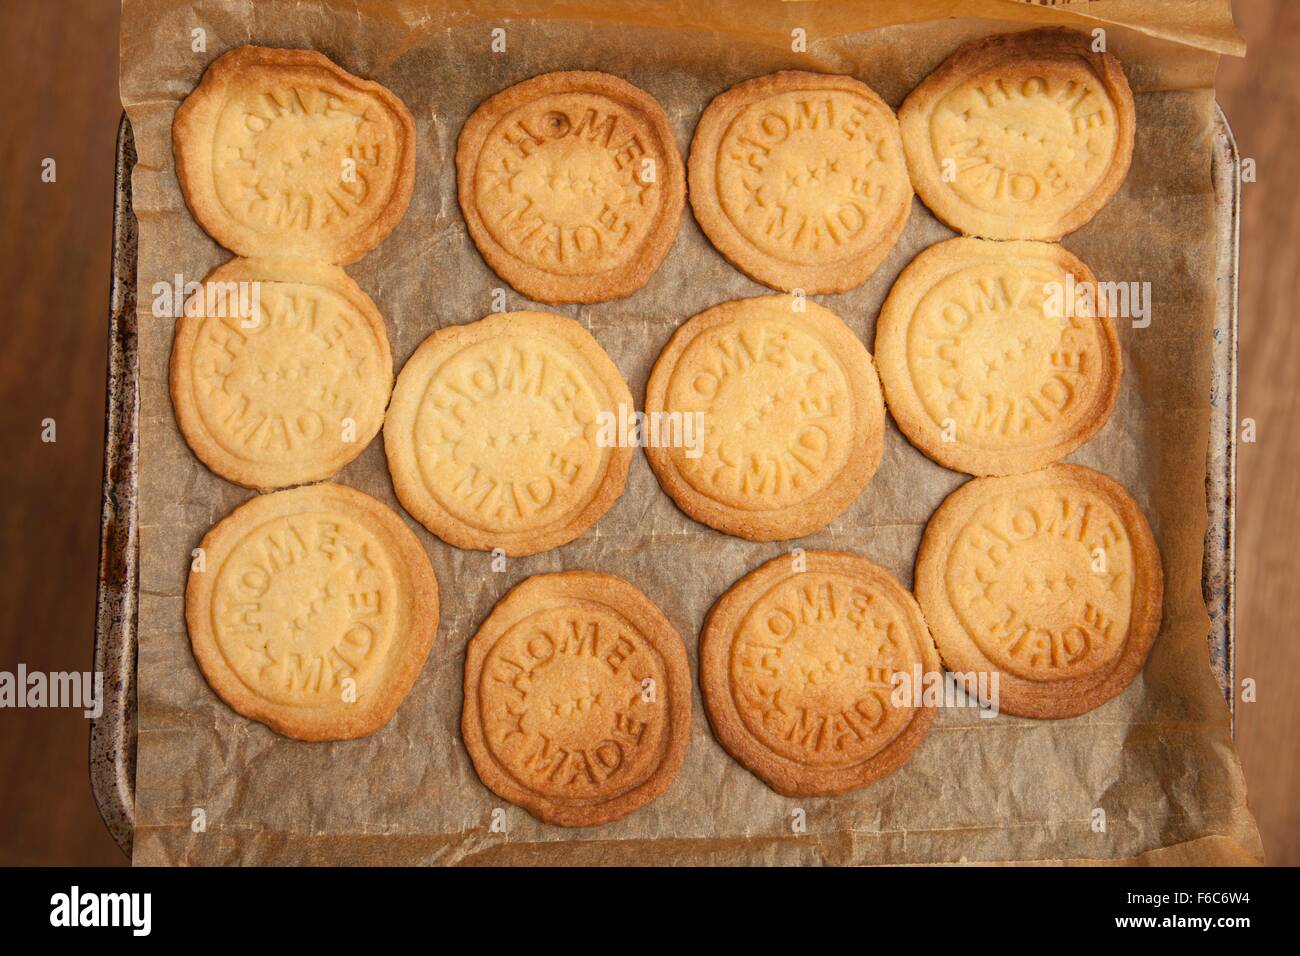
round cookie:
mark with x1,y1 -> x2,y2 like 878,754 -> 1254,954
644,295 -> 884,541
462,572 -> 691,827
689,71 -> 913,294
914,465 -> 1163,719
185,483 -> 440,741
173,46 -> 416,264
384,311 -> 634,556
701,551 -> 940,797
899,28 -> 1135,240
875,237 -> 1121,476
170,257 -> 394,489
456,71 -> 685,304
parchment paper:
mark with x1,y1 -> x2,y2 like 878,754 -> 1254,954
120,0 -> 1262,865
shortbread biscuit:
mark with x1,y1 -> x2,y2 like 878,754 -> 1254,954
174,46 -> 416,263
384,311 -> 633,556
456,71 -> 685,303
169,257 -> 394,489
899,28 -> 1135,240
462,572 -> 691,826
689,71 -> 913,294
644,295 -> 884,541
185,483 -> 439,740
701,551 -> 940,796
914,465 -> 1162,719
875,237 -> 1121,475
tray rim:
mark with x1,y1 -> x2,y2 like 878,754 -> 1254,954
89,106 -> 1242,860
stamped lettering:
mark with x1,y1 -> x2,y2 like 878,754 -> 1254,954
175,47 -> 415,262
386,311 -> 634,556
899,29 -> 1134,239
458,72 -> 684,303
690,73 -> 912,293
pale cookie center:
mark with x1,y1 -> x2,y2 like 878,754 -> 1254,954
931,67 -> 1118,217
192,283 -> 379,463
945,489 -> 1134,681
718,91 -> 904,265
212,513 -> 396,707
480,606 -> 668,801
667,318 -> 853,511
213,75 -> 401,236
476,95 -> 661,276
905,263 -> 1101,447
413,337 -> 609,534
730,576 -> 919,768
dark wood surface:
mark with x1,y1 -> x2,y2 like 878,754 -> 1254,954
0,0 -> 1293,866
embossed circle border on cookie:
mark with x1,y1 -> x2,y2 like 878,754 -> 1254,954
700,550 -> 940,796
898,28 -> 1135,241
383,311 -> 635,556
461,571 -> 691,827
644,295 -> 885,541
185,483 -> 440,741
169,257 -> 395,490
913,464 -> 1163,719
687,70 -> 913,294
173,45 -> 417,265
875,237 -> 1122,476
455,70 -> 685,304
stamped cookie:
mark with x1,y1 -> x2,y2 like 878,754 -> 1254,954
174,46 -> 416,263
914,465 -> 1163,719
899,28 -> 1135,240
169,257 -> 394,489
456,71 -> 685,303
462,572 -> 690,826
185,483 -> 439,740
701,551 -> 939,796
644,295 -> 884,541
875,237 -> 1121,475
384,311 -> 633,556
688,71 -> 913,294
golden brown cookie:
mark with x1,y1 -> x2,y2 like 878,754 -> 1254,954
462,572 -> 691,826
875,237 -> 1121,476
899,28 -> 1135,240
174,46 -> 416,263
701,551 -> 940,796
384,311 -> 633,556
456,71 -> 684,303
185,483 -> 439,740
689,71 -> 913,293
169,257 -> 394,490
644,295 -> 884,541
914,465 -> 1163,719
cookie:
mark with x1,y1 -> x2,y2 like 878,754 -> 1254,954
875,237 -> 1121,476
688,71 -> 913,294
914,465 -> 1163,719
899,28 -> 1135,240
701,551 -> 939,796
174,45 -> 416,263
169,257 -> 394,489
185,483 -> 439,740
384,311 -> 633,556
644,295 -> 884,541
456,71 -> 685,303
462,572 -> 691,826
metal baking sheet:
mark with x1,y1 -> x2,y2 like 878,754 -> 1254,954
90,108 -> 1242,859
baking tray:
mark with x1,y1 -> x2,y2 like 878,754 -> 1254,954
89,108 -> 1242,858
